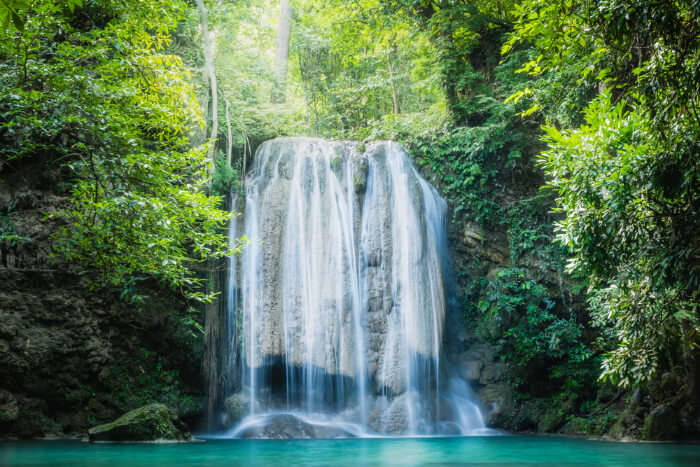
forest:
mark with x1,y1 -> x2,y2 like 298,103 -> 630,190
0,0 -> 699,458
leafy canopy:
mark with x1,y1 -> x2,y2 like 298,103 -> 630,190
0,0 -> 234,302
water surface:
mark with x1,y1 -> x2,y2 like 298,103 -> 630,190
1,436 -> 699,466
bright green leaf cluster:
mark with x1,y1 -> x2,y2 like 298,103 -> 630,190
0,0 -> 234,304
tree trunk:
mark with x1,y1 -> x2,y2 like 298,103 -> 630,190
196,0 -> 218,169
386,49 -> 401,114
225,98 -> 232,169
272,0 -> 292,103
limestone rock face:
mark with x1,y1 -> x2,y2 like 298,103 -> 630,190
218,138 -> 493,436
88,404 -> 190,442
235,137 -> 453,430
0,163 -> 204,439
241,138 -> 445,381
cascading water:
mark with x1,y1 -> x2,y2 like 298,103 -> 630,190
222,137 -> 487,438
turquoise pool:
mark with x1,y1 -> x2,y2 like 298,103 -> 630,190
1,436 -> 698,466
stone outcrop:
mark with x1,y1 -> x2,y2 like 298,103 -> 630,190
88,403 -> 191,442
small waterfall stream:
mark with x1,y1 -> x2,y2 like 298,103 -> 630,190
222,137 -> 486,437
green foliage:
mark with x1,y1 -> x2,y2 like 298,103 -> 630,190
4,0 -> 697,423
107,347 -> 198,416
475,267 -> 594,391
211,156 -> 240,197
0,203 -> 29,246
508,0 -> 700,387
390,0 -> 599,404
0,0 -> 232,302
541,93 -> 700,387
202,0 -> 306,143
293,0 -> 446,138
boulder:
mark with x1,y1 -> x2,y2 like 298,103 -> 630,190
236,414 -> 355,439
478,383 -> 515,426
88,403 -> 190,442
642,405 -> 680,441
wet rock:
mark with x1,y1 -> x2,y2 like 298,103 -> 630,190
224,391 -> 257,427
561,416 -> 589,435
237,414 -> 355,439
367,393 -> 411,434
462,223 -> 483,248
460,343 -> 497,365
242,138 -> 445,392
88,403 -> 191,442
607,406 -> 644,440
630,387 -> 642,406
482,248 -> 507,264
459,223 -> 509,264
478,383 -> 514,426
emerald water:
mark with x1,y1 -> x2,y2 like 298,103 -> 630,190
1,437 -> 699,466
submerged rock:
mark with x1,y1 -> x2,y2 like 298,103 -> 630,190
88,403 -> 191,442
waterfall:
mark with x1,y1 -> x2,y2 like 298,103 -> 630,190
222,137 -> 486,437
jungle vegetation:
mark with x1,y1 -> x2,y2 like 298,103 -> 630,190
1,0 -> 698,422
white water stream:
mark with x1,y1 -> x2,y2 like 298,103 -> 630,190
223,138 -> 487,437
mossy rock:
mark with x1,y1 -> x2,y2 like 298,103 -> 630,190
642,405 -> 680,441
561,416 -> 588,435
330,156 -> 344,175
223,391 -> 258,427
537,408 -> 565,433
88,403 -> 190,442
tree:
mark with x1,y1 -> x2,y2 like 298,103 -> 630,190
272,0 -> 292,103
196,0 -> 219,169
507,0 -> 700,389
0,0 -> 233,304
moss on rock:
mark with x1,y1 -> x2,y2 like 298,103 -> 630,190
88,403 -> 191,442
642,405 -> 680,441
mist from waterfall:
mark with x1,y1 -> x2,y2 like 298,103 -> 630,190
222,137 -> 487,438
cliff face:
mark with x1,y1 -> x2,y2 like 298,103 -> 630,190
0,157 -> 204,439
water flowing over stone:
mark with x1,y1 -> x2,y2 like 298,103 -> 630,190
223,137 -> 487,437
